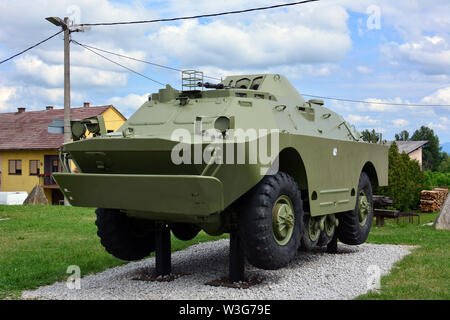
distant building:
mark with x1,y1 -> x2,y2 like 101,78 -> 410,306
385,140 -> 428,170
0,104 -> 126,204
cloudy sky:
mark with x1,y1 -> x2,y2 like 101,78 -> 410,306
0,0 -> 449,144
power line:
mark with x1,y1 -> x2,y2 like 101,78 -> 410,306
0,30 -> 64,65
73,41 -> 222,81
302,94 -> 450,107
78,0 -> 319,27
68,42 -> 450,105
72,39 -> 165,86
79,43 -> 181,72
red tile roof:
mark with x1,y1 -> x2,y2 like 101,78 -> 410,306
0,106 -> 112,150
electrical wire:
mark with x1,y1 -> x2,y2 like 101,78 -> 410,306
71,41 -> 450,105
0,30 -> 64,65
78,0 -> 319,27
72,40 -> 165,86
302,94 -> 450,107
5,1 -> 447,108
73,41 -> 222,81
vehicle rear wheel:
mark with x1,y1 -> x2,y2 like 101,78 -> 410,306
95,208 -> 156,261
237,171 -> 304,270
317,215 -> 336,247
336,172 -> 373,245
300,215 -> 320,251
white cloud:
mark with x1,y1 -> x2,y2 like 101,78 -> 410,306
356,98 -> 404,112
0,84 -> 84,112
427,121 -> 448,131
36,46 -> 148,73
392,119 -> 409,128
347,114 -> 379,125
0,86 -> 17,111
148,5 -> 351,69
108,93 -> 149,117
338,0 -> 450,76
393,37 -> 450,75
421,87 -> 450,105
335,0 -> 450,39
13,55 -> 128,88
356,66 -> 373,75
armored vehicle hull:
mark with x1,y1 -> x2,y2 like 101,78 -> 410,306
53,73 -> 388,271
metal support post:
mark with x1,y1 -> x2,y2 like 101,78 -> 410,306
229,231 -> 245,282
326,232 -> 338,254
155,223 -> 171,276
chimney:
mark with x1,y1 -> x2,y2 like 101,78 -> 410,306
46,106 -> 54,111
17,107 -> 26,113
83,102 -> 90,108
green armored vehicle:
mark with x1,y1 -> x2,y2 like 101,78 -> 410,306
54,72 -> 388,275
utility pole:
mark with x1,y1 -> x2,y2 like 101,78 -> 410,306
46,17 -> 73,144
63,17 -> 71,145
46,17 -> 88,205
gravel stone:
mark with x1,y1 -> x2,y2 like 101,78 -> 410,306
22,240 -> 414,300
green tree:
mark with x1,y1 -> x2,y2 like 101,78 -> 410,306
437,152 -> 450,173
361,129 -> 379,143
395,130 -> 410,141
411,126 -> 442,171
378,142 -> 425,211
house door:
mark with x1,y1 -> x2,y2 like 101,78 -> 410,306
44,155 -> 64,205
44,155 -> 60,186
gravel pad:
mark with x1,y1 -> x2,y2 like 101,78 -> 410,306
22,239 -> 413,300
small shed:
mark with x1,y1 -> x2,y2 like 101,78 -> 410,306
385,141 -> 428,170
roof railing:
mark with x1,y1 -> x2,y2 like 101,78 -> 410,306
182,70 -> 204,92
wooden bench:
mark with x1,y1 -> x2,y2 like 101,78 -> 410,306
373,195 -> 421,226
374,209 -> 400,227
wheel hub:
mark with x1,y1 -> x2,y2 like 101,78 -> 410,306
324,216 -> 336,237
272,196 -> 295,246
307,217 -> 321,242
358,191 -> 370,226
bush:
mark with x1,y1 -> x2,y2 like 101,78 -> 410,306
377,142 -> 425,211
424,171 -> 450,188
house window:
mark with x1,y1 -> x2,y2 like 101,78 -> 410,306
29,160 -> 40,176
8,160 -> 22,175
52,160 -> 60,173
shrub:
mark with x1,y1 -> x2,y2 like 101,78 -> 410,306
377,142 -> 425,211
424,171 -> 450,188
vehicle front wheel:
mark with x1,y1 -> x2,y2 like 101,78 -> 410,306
237,171 -> 304,270
95,208 -> 156,261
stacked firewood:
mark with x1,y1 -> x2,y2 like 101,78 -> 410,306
420,188 -> 449,213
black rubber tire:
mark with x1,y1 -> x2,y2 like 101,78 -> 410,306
300,215 -> 319,251
171,223 -> 201,241
336,172 -> 374,245
237,171 -> 304,270
95,208 -> 156,261
317,229 -> 333,247
317,216 -> 336,247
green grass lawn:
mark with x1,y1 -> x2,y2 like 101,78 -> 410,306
0,205 -> 448,300
0,205 -> 226,300
358,212 -> 450,300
